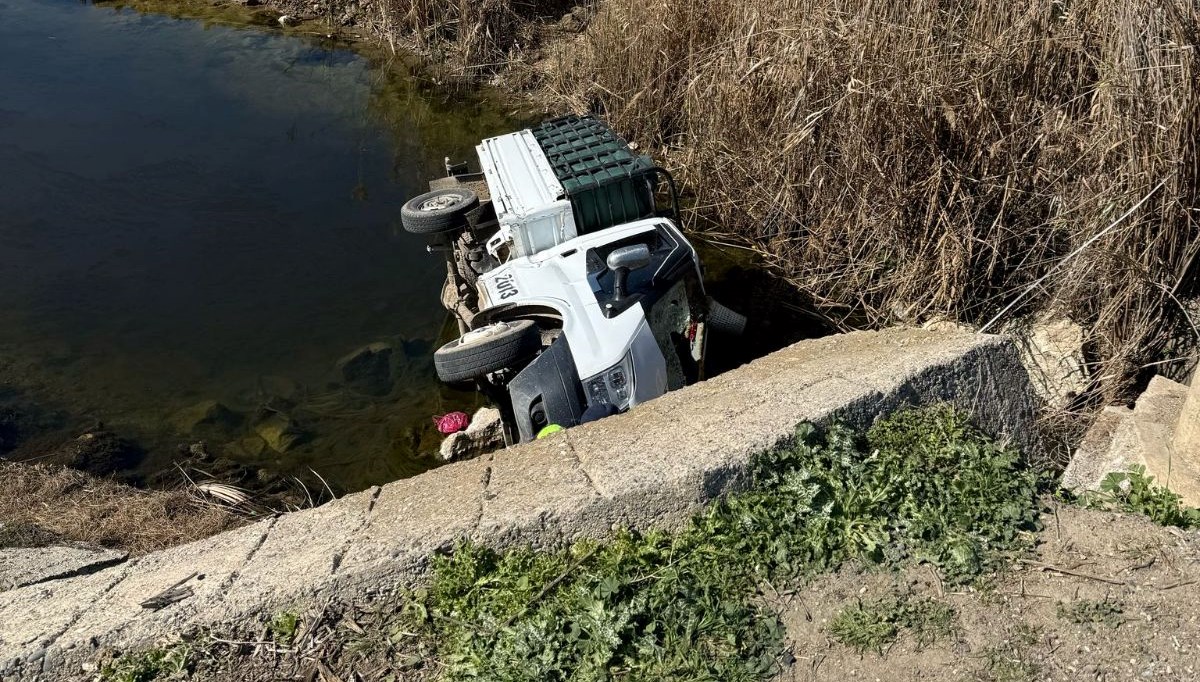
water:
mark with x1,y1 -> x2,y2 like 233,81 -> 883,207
0,0 -> 516,491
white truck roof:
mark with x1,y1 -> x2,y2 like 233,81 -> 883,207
476,130 -> 578,257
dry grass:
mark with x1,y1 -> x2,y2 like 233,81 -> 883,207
0,461 -> 243,555
277,0 -> 574,76
536,0 -> 1200,401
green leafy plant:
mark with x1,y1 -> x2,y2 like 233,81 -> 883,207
269,611 -> 301,647
412,405 -> 1040,681
98,645 -> 191,682
828,595 -> 955,654
1081,465 -> 1200,528
1056,599 -> 1124,627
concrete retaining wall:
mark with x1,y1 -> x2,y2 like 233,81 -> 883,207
0,328 -> 1040,681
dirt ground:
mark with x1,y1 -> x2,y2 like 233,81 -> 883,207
775,504 -> 1200,682
174,504 -> 1198,682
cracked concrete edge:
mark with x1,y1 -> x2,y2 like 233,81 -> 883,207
0,548 -> 128,593
0,328 -> 1041,681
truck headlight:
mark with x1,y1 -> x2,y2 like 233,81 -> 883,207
583,353 -> 635,411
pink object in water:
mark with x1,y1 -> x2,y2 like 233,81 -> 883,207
435,411 -> 471,435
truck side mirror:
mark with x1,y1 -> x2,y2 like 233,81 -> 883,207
607,244 -> 651,301
607,244 -> 651,271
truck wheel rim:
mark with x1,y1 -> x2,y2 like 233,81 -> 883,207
419,194 -> 462,211
460,322 -> 513,346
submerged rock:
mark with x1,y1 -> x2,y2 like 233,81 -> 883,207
0,401 -> 64,456
253,413 -> 310,453
46,431 -> 143,477
171,400 -> 242,436
336,342 -> 394,396
0,408 -> 24,455
233,435 -> 268,458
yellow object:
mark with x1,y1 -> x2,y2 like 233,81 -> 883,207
537,424 -> 564,439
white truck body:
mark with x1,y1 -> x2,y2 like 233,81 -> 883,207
476,131 -> 578,258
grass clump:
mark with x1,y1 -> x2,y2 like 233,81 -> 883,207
1056,599 -> 1124,628
828,595 -> 955,654
1081,465 -> 1200,529
268,611 -> 301,647
411,405 -> 1040,680
98,645 -> 191,682
0,461 -> 239,554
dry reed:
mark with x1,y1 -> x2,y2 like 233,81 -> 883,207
539,0 -> 1200,401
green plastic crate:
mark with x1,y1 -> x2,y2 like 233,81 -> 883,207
532,116 -> 658,234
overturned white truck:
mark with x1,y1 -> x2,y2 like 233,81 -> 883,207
402,115 -> 745,443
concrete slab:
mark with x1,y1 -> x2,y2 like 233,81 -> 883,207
1134,376 -> 1197,503
0,547 -> 126,592
219,489 -> 377,615
0,563 -> 131,656
1064,375 -> 1200,506
1060,406 -> 1138,493
50,520 -> 276,665
333,455 -> 492,594
478,435 -> 604,547
1175,374 -> 1200,458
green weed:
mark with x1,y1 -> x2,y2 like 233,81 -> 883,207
1056,599 -> 1124,628
268,611 -> 300,647
828,595 -> 955,654
411,405 -> 1041,681
1080,465 -> 1200,529
98,645 -> 191,682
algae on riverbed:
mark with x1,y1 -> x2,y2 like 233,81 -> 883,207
0,0 -> 523,494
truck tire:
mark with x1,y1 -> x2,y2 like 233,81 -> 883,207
434,320 -> 541,383
707,298 -> 747,336
401,188 -> 480,234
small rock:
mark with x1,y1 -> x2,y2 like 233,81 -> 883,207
555,5 -> 590,33
439,407 -> 504,461
187,441 -> 212,461
253,414 -> 309,453
465,407 -> 502,437
336,342 -> 394,396
921,317 -> 976,333
45,431 -> 143,477
1012,311 -> 1089,408
0,522 -> 61,549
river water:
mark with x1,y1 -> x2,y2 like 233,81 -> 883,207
0,0 -> 515,491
